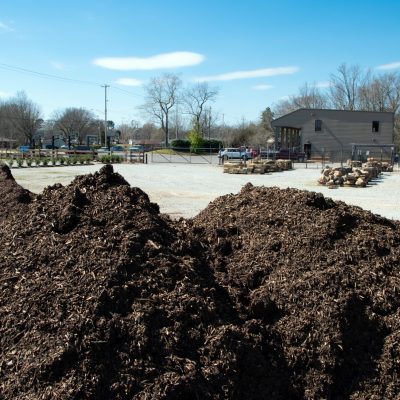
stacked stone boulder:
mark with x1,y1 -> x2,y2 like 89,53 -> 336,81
223,158 -> 292,174
318,160 -> 392,188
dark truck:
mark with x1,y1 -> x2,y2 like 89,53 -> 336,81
276,149 -> 306,162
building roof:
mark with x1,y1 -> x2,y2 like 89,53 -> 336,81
272,108 -> 395,127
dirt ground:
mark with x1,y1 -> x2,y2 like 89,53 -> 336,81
10,162 -> 400,220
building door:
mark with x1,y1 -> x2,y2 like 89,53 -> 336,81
304,143 -> 311,159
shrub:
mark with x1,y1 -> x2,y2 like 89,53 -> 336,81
203,139 -> 223,151
188,130 -> 204,154
42,158 -> 50,166
170,139 -> 191,150
100,155 -> 110,164
111,154 -> 122,163
8,158 -> 14,167
16,158 -> 24,167
26,158 -> 33,167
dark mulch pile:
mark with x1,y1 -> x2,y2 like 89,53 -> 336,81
1,167 -> 400,399
0,164 -> 32,218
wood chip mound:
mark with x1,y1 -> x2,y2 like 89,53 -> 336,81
1,165 -> 400,399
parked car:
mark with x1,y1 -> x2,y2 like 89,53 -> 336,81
73,145 -> 92,152
276,149 -> 306,162
129,145 -> 145,152
19,145 -> 32,153
111,145 -> 125,152
258,148 -> 279,158
218,147 -> 252,160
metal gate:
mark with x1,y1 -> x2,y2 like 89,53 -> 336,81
149,147 -> 219,164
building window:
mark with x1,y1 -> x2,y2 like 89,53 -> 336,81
372,121 -> 380,132
315,119 -> 322,132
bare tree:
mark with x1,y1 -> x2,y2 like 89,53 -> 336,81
273,98 -> 298,118
329,63 -> 367,110
273,83 -> 328,117
141,73 -> 182,147
53,107 -> 96,144
0,102 -> 19,144
5,92 -> 43,145
359,72 -> 400,113
183,82 -> 218,136
292,83 -> 328,109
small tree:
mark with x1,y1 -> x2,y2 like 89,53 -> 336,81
188,121 -> 204,153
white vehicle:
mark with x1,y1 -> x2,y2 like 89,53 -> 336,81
218,147 -> 252,160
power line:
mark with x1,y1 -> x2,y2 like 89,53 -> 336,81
0,63 -> 101,87
0,63 -> 145,100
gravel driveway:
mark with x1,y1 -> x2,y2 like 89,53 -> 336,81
11,162 -> 400,220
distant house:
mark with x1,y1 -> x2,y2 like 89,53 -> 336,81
271,109 -> 395,162
0,137 -> 16,148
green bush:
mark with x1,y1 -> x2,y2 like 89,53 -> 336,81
111,154 -> 122,163
203,139 -> 223,151
100,155 -> 110,163
16,158 -> 24,167
26,158 -> 33,167
8,158 -> 14,167
170,139 -> 191,150
42,158 -> 50,166
188,130 -> 204,154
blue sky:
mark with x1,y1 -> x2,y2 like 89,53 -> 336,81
1,0 -> 400,126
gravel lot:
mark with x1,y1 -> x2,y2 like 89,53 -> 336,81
11,162 -> 400,220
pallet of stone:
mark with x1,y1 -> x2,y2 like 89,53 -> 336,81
319,165 -> 374,188
347,160 -> 362,168
318,166 -> 347,186
276,159 -> 292,170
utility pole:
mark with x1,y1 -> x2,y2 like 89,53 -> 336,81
175,104 -> 179,139
208,107 -> 211,141
101,84 -> 109,147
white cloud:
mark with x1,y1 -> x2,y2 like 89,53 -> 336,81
315,81 -> 331,88
0,21 -> 14,32
93,51 -> 205,70
195,66 -> 299,82
0,91 -> 9,98
50,61 -> 65,70
376,61 -> 400,70
115,78 -> 142,86
253,84 -> 274,90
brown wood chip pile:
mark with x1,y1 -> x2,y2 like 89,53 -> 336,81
1,165 -> 400,399
191,183 -> 400,399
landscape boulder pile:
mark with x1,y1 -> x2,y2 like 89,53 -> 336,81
1,165 -> 400,399
318,160 -> 393,188
223,158 -> 292,174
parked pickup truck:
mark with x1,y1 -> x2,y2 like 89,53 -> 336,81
218,147 -> 253,160
276,149 -> 306,162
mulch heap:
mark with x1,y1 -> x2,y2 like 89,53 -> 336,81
1,165 -> 400,399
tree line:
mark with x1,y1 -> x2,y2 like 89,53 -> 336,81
1,63 -> 400,149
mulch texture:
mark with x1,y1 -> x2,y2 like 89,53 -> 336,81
1,165 -> 399,399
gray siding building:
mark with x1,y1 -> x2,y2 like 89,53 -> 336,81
271,109 -> 395,162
